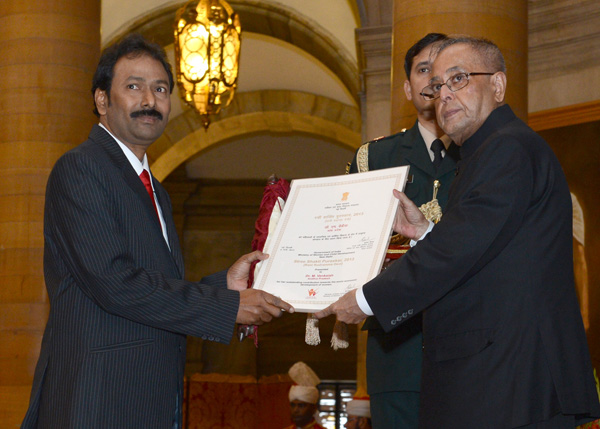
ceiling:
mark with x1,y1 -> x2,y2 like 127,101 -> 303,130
101,0 -> 362,181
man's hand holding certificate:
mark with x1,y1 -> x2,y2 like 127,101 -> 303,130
252,166 -> 409,313
315,189 -> 431,323
313,289 -> 366,324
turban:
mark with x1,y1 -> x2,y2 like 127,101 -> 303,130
289,385 -> 319,404
346,398 -> 371,418
288,362 -> 320,404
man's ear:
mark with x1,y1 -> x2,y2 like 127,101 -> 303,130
403,79 -> 413,101
492,72 -> 507,103
94,88 -> 108,116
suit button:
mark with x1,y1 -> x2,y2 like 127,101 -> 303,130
391,320 -> 397,325
208,336 -> 214,341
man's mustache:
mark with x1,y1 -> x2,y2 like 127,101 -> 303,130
130,109 -> 163,121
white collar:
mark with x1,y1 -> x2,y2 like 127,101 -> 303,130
98,123 -> 150,177
417,121 -> 451,153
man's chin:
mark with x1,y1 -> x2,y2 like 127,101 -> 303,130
134,126 -> 166,142
439,117 -> 464,140
292,418 -> 311,426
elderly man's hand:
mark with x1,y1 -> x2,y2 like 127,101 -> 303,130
393,190 -> 430,240
226,250 -> 268,291
237,289 -> 294,325
313,290 -> 367,324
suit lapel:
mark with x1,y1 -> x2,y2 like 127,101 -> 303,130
90,126 -> 159,222
153,180 -> 184,277
89,125 -> 182,273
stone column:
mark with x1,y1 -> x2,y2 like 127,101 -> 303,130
356,25 -> 393,142
0,1 -> 99,425
354,22 -> 394,396
391,0 -> 528,132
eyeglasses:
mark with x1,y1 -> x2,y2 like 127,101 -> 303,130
420,72 -> 495,100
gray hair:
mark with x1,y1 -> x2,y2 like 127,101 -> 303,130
436,35 -> 507,74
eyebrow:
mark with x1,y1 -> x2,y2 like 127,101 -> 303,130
445,66 -> 465,74
429,66 -> 466,83
414,60 -> 431,69
126,76 -> 170,87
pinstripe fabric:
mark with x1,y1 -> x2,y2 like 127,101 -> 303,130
22,125 -> 240,428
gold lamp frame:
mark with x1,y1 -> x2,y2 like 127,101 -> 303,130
174,0 -> 241,129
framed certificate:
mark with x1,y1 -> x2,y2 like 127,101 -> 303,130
252,166 -> 409,312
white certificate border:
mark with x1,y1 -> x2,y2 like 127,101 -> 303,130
253,167 -> 409,311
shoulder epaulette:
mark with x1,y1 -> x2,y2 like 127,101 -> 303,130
356,130 -> 407,173
364,135 -> 386,145
356,143 -> 370,173
363,129 -> 407,146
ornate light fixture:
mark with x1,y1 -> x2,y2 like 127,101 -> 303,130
174,0 -> 241,129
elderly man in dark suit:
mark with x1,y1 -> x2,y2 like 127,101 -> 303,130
347,33 -> 458,428
22,33 -> 293,428
317,36 -> 600,427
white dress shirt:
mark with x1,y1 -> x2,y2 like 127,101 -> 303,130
99,123 -> 170,247
418,121 -> 451,162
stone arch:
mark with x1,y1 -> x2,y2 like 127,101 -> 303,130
148,90 -> 361,181
104,0 -> 359,103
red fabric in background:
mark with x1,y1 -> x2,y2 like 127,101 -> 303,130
247,177 -> 290,288
183,374 -> 293,428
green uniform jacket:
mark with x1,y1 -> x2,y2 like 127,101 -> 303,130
349,121 -> 459,395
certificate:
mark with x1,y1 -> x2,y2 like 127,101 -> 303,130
252,166 -> 409,312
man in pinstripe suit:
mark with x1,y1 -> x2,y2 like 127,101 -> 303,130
22,34 -> 293,428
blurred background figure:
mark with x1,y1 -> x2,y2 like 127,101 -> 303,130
345,397 -> 372,429
285,362 -> 325,429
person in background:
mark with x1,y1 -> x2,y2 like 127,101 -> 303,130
285,362 -> 325,429
345,397 -> 372,429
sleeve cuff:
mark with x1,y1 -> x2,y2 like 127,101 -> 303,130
410,220 -> 435,247
356,287 -> 374,316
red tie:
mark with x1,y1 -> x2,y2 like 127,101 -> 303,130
139,169 -> 161,227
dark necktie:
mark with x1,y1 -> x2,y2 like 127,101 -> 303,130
139,169 -> 161,227
431,138 -> 444,170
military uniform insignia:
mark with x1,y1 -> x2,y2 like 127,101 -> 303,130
355,135 -> 388,174
385,180 -> 443,266
419,180 -> 443,224
356,142 -> 370,173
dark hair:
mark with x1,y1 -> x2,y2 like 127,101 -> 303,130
91,33 -> 174,116
404,33 -> 448,79
436,35 -> 507,74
